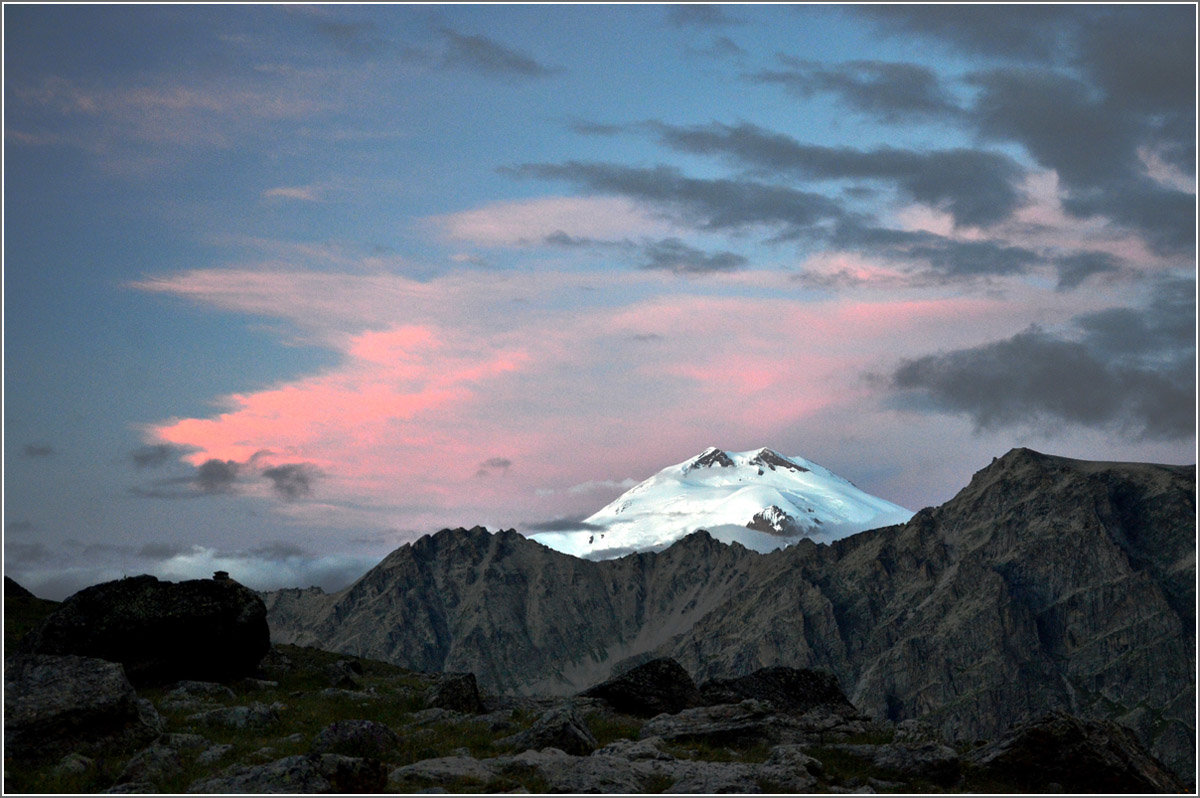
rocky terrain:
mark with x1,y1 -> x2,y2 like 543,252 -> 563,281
264,448 -> 1196,782
5,587 -> 1186,795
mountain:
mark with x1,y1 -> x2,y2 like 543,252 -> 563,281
529,446 -> 914,558
263,448 -> 1196,781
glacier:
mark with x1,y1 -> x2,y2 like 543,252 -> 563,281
530,447 -> 914,559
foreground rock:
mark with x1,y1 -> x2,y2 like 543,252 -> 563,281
27,573 -> 270,686
189,753 -> 386,793
579,657 -> 702,717
4,654 -> 163,762
968,712 -> 1188,793
500,703 -> 598,756
699,665 -> 855,714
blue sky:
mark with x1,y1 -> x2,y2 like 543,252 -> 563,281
4,4 -> 1195,599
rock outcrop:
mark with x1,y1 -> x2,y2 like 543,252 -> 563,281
264,449 -> 1196,782
27,573 -> 270,686
4,654 -> 163,762
579,657 -> 702,717
967,711 -> 1187,794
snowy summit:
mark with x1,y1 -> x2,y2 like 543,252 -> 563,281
530,447 -> 915,559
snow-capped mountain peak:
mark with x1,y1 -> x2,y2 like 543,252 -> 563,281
530,447 -> 914,559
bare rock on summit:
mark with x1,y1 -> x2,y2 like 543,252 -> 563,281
27,574 -> 269,686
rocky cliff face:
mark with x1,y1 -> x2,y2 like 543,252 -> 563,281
263,448 -> 1195,780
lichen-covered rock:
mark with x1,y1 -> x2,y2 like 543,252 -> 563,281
310,719 -> 400,760
427,671 -> 485,713
967,712 -> 1187,793
389,755 -> 497,788
699,666 -> 854,714
827,741 -> 960,786
579,657 -> 702,717
188,753 -> 386,793
639,699 -> 780,747
758,744 -> 822,791
4,654 -> 163,761
27,574 -> 269,686
186,702 -> 282,730
501,703 -> 597,756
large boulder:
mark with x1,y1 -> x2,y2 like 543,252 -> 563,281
26,574 -> 269,686
699,665 -> 855,714
426,672 -> 485,713
579,657 -> 701,717
968,712 -> 1188,793
4,654 -> 163,761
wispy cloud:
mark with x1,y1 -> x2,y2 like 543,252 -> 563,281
439,28 -> 561,78
263,185 -> 323,203
749,57 -> 962,123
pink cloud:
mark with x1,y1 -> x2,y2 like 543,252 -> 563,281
137,266 -> 1130,535
426,195 -> 678,246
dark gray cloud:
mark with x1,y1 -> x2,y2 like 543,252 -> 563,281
890,280 -> 1195,440
631,332 -> 666,343
649,121 -> 1024,227
261,463 -> 322,500
859,5 -> 1080,61
132,457 -> 242,499
130,443 -> 183,469
963,8 -> 1195,256
245,542 -> 310,560
668,5 -> 741,28
858,6 -> 1195,255
641,238 -> 746,274
6,520 -> 37,533
504,161 -> 847,235
137,541 -> 195,560
7,541 -> 51,562
196,459 -> 240,494
476,457 -> 512,478
440,29 -> 560,78
1054,252 -> 1123,292
748,58 -> 961,123
22,443 -> 54,457
699,36 -> 745,59
831,222 -> 1040,279
524,516 -> 604,532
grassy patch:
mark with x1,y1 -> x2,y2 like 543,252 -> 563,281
3,593 -> 60,650
583,709 -> 645,747
804,744 -> 879,785
661,739 -> 773,764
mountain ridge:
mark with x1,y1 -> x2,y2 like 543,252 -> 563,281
262,447 -> 1196,780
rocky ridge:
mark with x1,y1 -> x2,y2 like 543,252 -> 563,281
264,448 -> 1196,781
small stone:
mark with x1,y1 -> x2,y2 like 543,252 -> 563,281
53,752 -> 95,776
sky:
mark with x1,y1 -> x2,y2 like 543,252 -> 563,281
4,4 -> 1196,600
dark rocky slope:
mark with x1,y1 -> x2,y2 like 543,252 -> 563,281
264,448 -> 1196,780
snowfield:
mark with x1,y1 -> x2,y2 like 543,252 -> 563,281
530,447 -> 914,559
